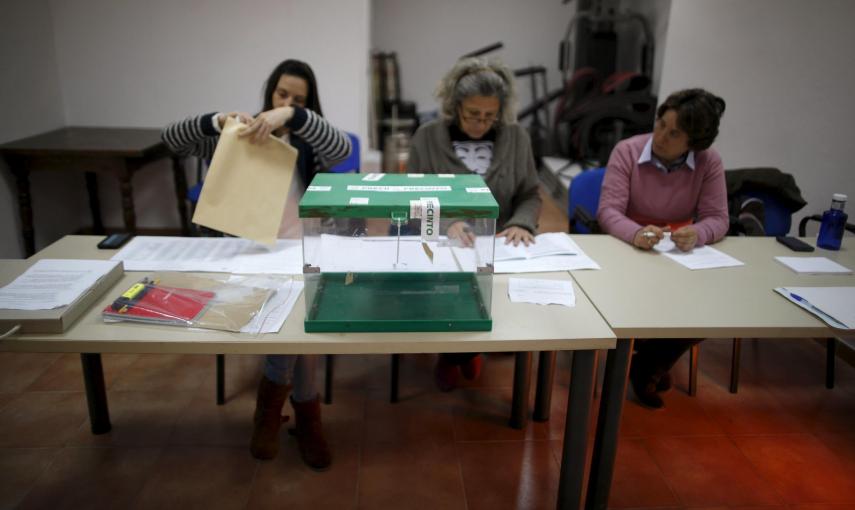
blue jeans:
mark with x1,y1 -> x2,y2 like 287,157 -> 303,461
263,354 -> 318,402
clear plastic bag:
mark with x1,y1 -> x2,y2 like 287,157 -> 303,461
102,272 -> 274,332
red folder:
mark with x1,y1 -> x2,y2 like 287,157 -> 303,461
102,284 -> 215,325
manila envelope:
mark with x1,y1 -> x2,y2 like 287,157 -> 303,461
192,116 -> 298,245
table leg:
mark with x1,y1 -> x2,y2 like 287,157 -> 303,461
389,354 -> 400,403
216,354 -> 225,405
557,349 -> 596,510
80,353 -> 111,435
585,338 -> 633,510
324,354 -> 334,404
118,163 -> 137,232
11,165 -> 35,257
171,156 -> 190,235
826,338 -> 837,389
510,351 -> 532,429
730,338 -> 742,393
534,351 -> 556,422
84,172 -> 105,234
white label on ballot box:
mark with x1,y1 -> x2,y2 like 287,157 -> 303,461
409,197 -> 441,242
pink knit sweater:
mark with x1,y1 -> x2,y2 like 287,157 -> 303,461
597,134 -> 729,247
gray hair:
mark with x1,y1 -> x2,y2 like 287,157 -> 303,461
435,57 -> 517,126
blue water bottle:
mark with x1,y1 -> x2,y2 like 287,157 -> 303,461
817,193 -> 848,250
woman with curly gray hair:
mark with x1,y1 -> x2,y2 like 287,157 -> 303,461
408,57 -> 542,391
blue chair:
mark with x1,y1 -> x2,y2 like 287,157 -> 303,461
329,132 -> 360,173
736,189 -> 792,236
567,167 -> 606,233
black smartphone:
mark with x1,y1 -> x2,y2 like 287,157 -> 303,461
776,235 -> 814,252
97,233 -> 132,249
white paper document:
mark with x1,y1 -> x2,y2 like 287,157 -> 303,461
112,236 -> 303,274
314,234 -> 482,272
508,278 -> 576,307
494,232 -> 579,261
775,256 -> 852,274
660,245 -> 744,270
228,275 -> 304,334
0,259 -> 121,310
494,235 -> 600,273
774,286 -> 855,330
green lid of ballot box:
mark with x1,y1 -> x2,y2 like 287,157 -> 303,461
299,173 -> 498,333
298,173 -> 499,218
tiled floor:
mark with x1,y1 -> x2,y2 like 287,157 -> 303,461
0,341 -> 853,510
1,189 -> 854,509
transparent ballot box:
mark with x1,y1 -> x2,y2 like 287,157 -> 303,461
300,173 -> 498,332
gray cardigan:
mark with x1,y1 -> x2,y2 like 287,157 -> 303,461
407,120 -> 542,233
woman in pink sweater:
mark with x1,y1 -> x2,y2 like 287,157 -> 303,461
597,88 -> 727,408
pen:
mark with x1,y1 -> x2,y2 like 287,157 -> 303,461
789,292 -> 848,328
641,232 -> 657,239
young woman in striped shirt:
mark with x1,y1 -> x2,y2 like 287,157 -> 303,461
162,59 -> 351,469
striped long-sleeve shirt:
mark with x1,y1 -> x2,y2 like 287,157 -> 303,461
161,106 -> 351,189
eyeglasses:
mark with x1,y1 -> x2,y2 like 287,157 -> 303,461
459,110 -> 498,125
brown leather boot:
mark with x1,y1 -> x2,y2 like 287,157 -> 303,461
289,396 -> 332,471
250,376 -> 291,460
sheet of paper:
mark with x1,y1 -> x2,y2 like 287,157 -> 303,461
111,236 -> 302,274
774,286 -> 855,330
495,254 -> 600,273
317,235 -> 479,272
0,259 -> 121,310
192,116 -> 298,245
228,275 -> 304,334
508,277 -> 576,307
661,245 -> 744,270
494,236 -> 600,273
775,256 -> 852,274
494,232 -> 579,261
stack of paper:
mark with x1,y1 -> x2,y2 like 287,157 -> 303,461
112,236 -> 303,274
774,286 -> 855,329
0,259 -> 121,310
775,257 -> 852,274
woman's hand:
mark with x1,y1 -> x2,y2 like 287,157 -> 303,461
670,225 -> 698,251
447,221 -> 476,247
497,226 -> 535,247
632,225 -> 668,250
217,111 -> 253,129
239,106 -> 295,144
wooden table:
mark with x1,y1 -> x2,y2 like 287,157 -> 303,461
1,235 -> 617,510
568,235 -> 855,510
0,127 -> 190,256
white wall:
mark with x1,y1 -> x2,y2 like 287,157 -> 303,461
660,0 -> 855,232
51,0 -> 368,139
0,0 -> 370,258
0,0 -> 69,259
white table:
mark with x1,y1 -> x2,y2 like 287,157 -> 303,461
568,235 -> 855,510
0,235 -> 616,510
